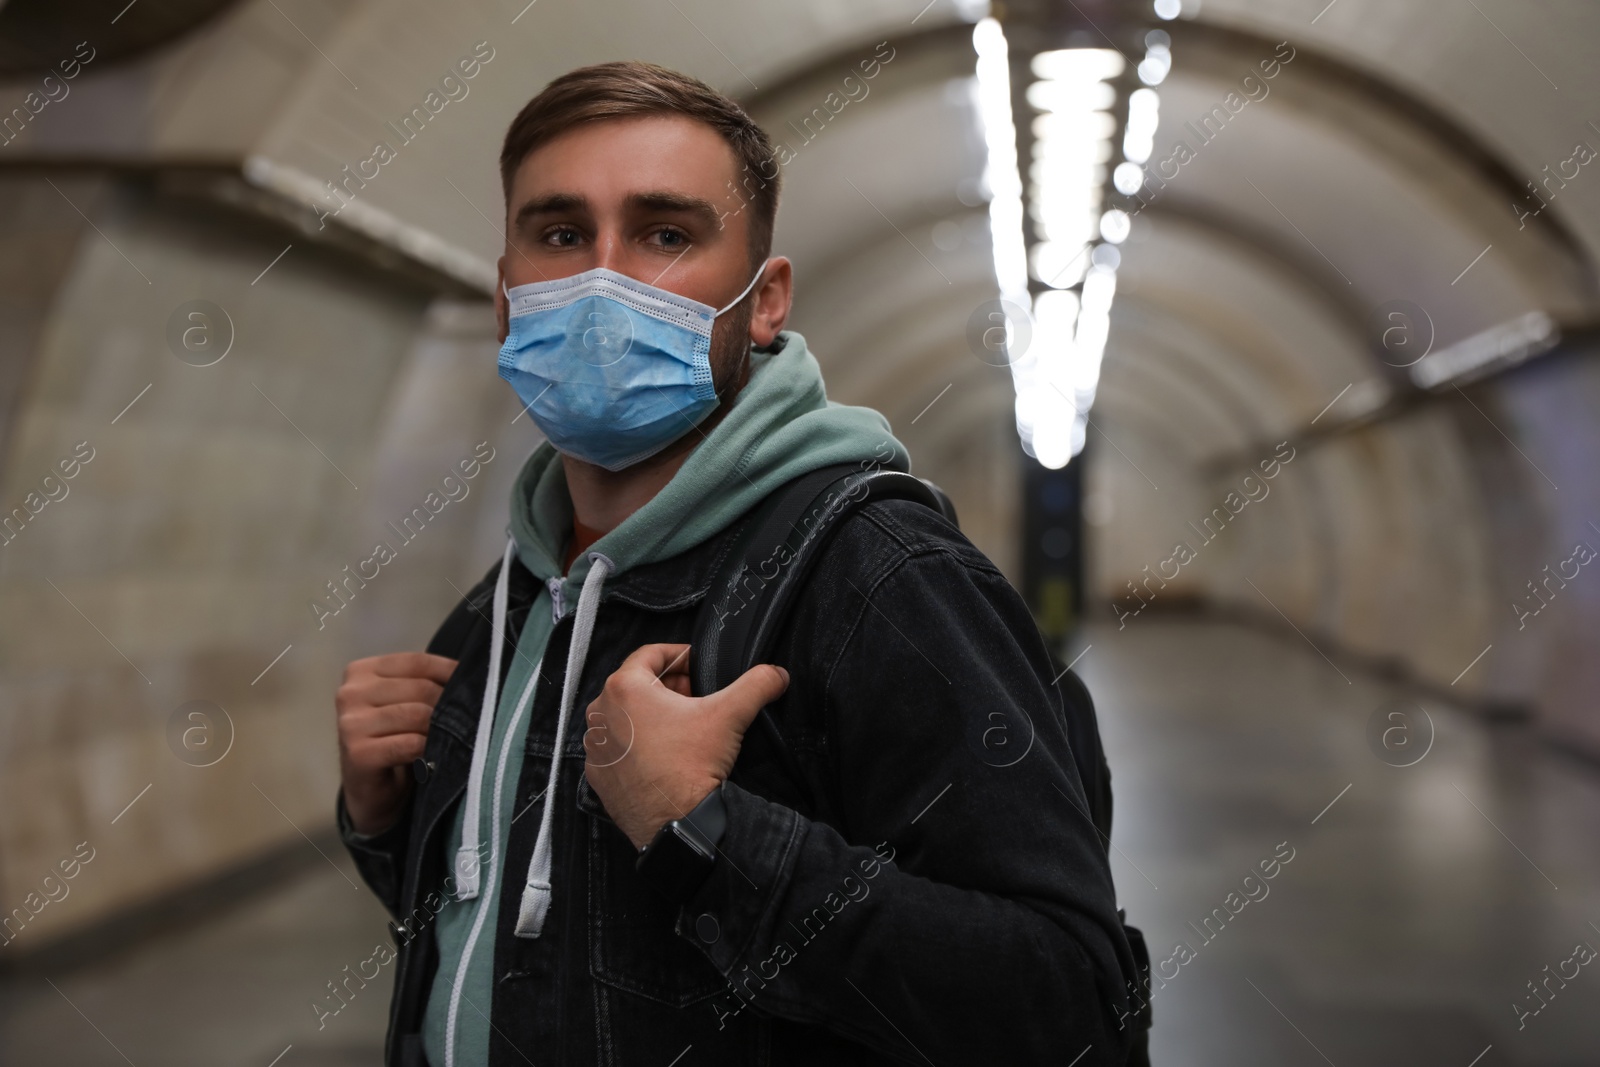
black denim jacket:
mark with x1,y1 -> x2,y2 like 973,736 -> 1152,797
338,498 -> 1138,1065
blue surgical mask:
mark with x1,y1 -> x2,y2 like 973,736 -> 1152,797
498,263 -> 768,471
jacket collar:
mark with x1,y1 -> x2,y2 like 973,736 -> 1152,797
503,507 -> 753,614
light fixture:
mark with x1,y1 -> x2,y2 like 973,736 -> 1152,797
1122,88 -> 1160,164
971,22 -> 1174,465
972,18 -> 1028,309
1410,311 -> 1559,389
1137,43 -> 1171,85
1098,208 -> 1131,243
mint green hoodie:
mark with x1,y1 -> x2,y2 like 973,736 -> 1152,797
423,331 -> 909,1067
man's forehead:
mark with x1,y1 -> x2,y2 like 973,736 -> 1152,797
510,113 -> 740,200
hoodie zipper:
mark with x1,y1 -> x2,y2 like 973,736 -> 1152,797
547,576 -> 565,623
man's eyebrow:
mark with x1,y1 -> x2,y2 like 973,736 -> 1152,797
625,191 -> 721,227
514,192 -> 588,227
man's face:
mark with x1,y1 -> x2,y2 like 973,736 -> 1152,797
497,113 -> 792,397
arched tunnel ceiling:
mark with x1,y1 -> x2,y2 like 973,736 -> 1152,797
238,0 -> 983,276
6,0 -> 1598,388
3,0 -> 1598,496
1198,0 -> 1600,283
1135,20 -> 1595,360
1103,211 -> 1376,460
1093,6 -> 1600,490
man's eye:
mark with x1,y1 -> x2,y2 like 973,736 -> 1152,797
651,227 -> 690,249
543,226 -> 582,247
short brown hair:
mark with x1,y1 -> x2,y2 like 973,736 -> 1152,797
500,61 -> 781,270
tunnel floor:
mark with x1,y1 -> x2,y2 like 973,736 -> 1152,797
4,619 -> 1598,1066
1082,619 -> 1600,1067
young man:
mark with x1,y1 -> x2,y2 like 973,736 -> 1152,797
334,61 -> 1137,1066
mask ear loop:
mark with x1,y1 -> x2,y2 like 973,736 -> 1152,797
714,260 -> 770,317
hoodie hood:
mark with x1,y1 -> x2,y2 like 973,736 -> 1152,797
507,329 -> 910,596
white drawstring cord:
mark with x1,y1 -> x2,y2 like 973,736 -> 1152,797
453,537 -> 515,900
515,550 -> 614,937
443,653 -> 540,1066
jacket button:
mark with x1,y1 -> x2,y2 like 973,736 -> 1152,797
412,758 -> 435,784
695,912 -> 719,944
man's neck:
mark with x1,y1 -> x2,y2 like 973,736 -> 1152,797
563,394 -> 743,532
561,443 -> 694,535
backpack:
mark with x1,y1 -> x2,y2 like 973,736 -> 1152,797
689,462 -> 1154,1063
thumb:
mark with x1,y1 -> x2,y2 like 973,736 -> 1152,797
709,664 -> 790,730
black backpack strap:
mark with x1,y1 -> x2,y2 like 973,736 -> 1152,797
692,463 -> 953,694
690,463 -> 954,806
1051,660 -> 1153,1051
1054,665 -> 1115,853
1122,916 -> 1155,1055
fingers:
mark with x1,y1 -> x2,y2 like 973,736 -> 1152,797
337,652 -> 449,835
655,647 -> 693,696
349,702 -> 435,738
337,654 -> 454,746
361,651 -> 459,685
622,643 -> 692,682
709,663 -> 790,729
350,731 -> 428,770
603,644 -> 695,705
658,645 -> 692,680
342,677 -> 444,710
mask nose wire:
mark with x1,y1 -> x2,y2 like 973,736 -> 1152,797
502,260 -> 770,316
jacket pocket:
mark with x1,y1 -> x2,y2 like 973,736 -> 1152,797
576,774 -> 728,1008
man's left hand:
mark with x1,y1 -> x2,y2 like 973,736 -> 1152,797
583,643 -> 790,849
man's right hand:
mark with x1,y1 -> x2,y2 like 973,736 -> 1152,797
336,652 -> 459,836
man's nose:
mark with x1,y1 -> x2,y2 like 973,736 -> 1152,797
591,230 -> 626,275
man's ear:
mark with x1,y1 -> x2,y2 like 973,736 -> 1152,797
495,255 -> 509,345
748,256 -> 793,348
